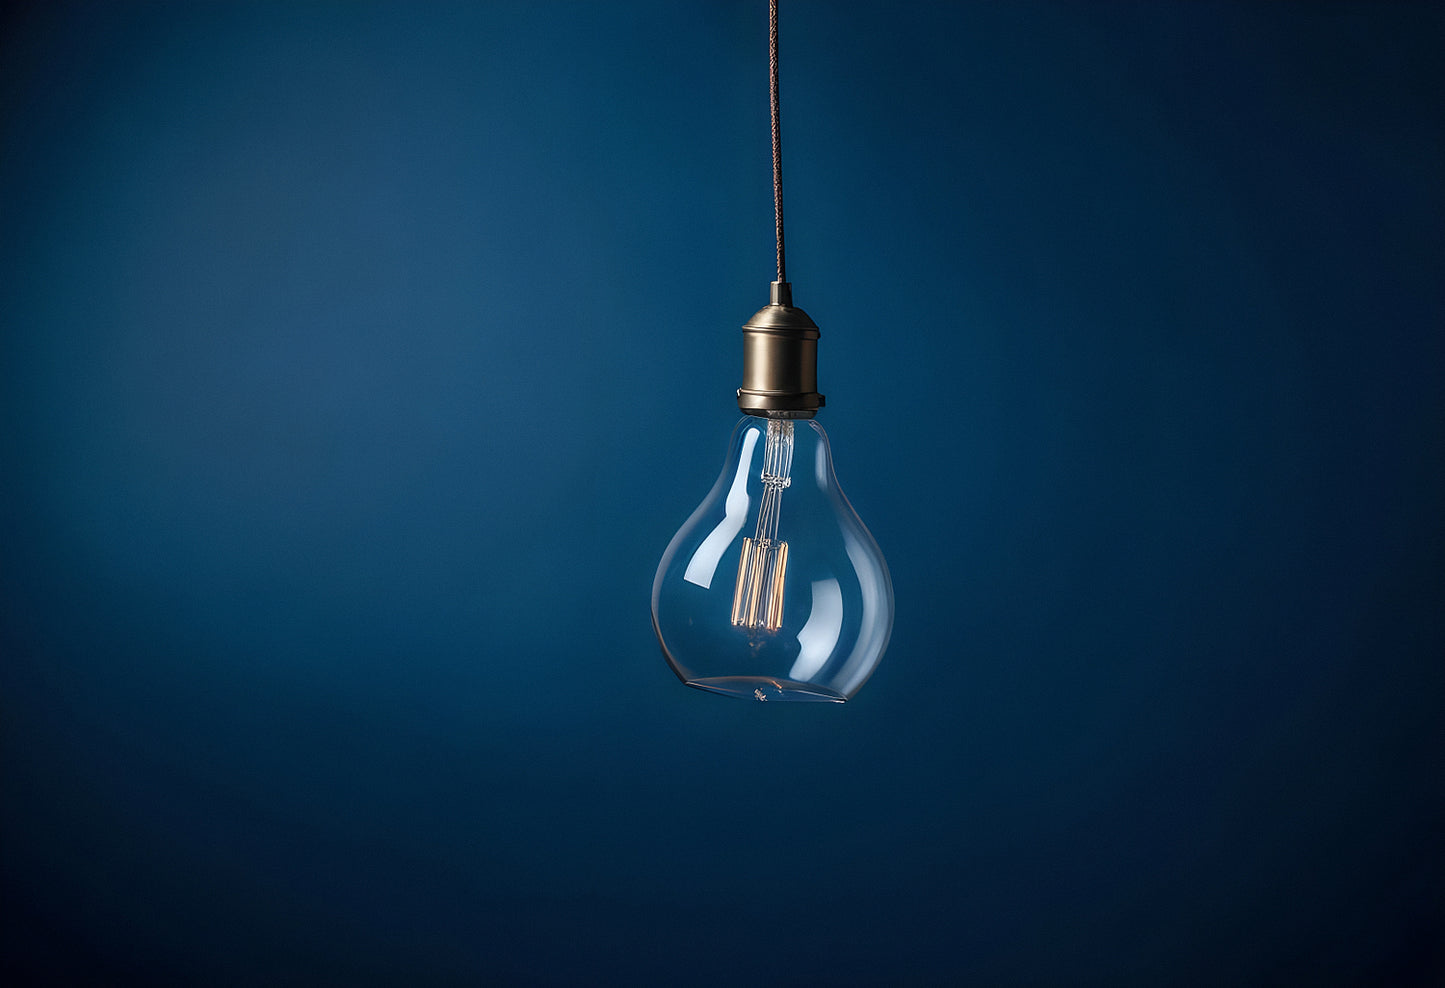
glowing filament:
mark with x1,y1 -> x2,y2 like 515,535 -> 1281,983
731,420 -> 793,631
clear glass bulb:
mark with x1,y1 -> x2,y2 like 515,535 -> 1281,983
652,415 -> 893,702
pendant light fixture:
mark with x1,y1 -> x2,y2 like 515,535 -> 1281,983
651,0 -> 894,702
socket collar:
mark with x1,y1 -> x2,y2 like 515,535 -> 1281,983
737,282 -> 826,418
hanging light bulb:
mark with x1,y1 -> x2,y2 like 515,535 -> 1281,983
651,1 -> 893,702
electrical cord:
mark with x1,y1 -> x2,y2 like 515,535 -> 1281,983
769,0 -> 786,286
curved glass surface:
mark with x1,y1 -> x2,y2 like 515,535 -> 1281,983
652,416 -> 893,702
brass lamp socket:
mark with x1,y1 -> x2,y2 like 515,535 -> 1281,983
737,281 -> 826,419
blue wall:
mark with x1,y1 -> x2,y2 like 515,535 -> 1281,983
2,2 -> 1441,984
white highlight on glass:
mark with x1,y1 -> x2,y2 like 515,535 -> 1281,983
790,578 -> 843,681
834,528 -> 891,697
683,428 -> 760,589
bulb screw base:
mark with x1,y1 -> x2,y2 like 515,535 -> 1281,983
737,281 -> 826,419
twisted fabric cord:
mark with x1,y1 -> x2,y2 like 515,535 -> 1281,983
770,0 -> 786,285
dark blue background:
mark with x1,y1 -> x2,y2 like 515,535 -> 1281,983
3,2 -> 1441,984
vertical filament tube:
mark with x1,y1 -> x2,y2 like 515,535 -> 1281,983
731,420 -> 794,631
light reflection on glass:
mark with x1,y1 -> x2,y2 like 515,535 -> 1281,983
683,428 -> 760,589
790,578 -> 843,681
835,527 -> 891,696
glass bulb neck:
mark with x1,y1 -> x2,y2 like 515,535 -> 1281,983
737,281 -> 826,419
